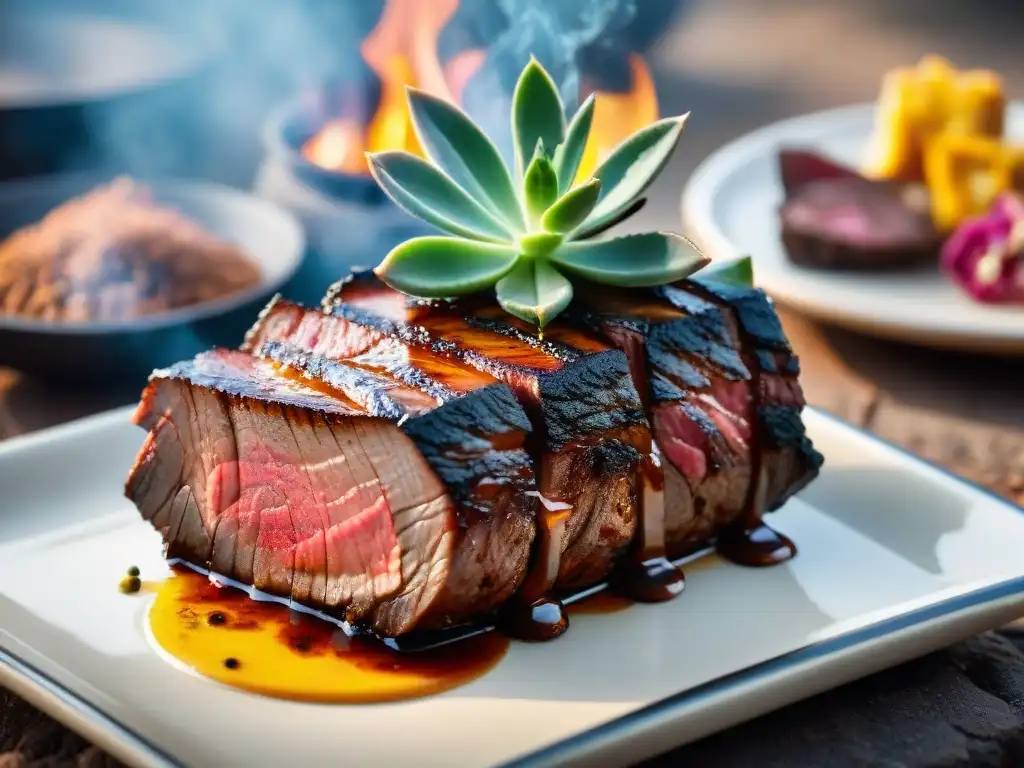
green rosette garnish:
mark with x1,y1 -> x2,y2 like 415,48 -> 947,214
368,57 -> 711,327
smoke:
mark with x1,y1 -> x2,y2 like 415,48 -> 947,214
71,0 -> 377,184
61,0 -> 661,184
458,0 -> 638,164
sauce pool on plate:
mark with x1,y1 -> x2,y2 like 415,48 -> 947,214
146,566 -> 508,703
137,527 -> 791,702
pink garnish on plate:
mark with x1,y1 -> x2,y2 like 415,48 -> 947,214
941,192 -> 1024,303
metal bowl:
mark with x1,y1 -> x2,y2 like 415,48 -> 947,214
0,173 -> 305,387
260,97 -> 387,206
0,7 -> 214,181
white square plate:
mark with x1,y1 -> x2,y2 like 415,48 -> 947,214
2,406 -> 1023,768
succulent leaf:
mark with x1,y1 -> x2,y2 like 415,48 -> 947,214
366,61 -> 706,329
553,93 -> 596,193
518,231 -> 563,257
572,197 -> 647,240
701,255 -> 754,287
512,58 -> 566,180
550,232 -> 709,287
374,236 -> 519,297
541,178 -> 601,233
495,258 -> 574,328
406,87 -> 525,231
579,114 -> 689,235
367,151 -> 513,242
523,142 -> 559,222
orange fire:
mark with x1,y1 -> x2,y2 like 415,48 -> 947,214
301,0 -> 660,182
575,54 -> 660,182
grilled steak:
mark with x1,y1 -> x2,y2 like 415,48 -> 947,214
124,266 -> 824,640
570,277 -> 822,558
687,276 -> 824,512
300,272 -> 662,602
570,284 -> 755,557
124,347 -> 537,637
778,149 -> 940,271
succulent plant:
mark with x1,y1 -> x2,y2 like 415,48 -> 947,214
366,57 -> 710,327
701,254 -> 754,287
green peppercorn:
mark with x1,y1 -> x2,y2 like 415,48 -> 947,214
127,566 -> 140,577
119,575 -> 142,594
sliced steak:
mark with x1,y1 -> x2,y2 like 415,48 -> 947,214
570,285 -> 755,557
684,277 -> 824,512
306,273 -> 660,602
125,347 -> 536,637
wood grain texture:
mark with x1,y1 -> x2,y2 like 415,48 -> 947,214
779,309 -> 1024,506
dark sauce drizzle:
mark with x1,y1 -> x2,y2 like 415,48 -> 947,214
716,521 -> 797,567
453,429 -> 790,634
169,494 -> 793,664
675,280 -> 800,571
716,466 -> 798,567
499,445 -> 686,642
611,557 -> 686,602
612,446 -> 686,603
497,596 -> 569,642
497,504 -> 571,642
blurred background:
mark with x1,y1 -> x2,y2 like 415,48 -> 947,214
6,0 -> 1024,217
1,0 -> 1023,410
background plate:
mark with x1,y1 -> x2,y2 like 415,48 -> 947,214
682,102 -> 1024,355
2,407 -> 1024,767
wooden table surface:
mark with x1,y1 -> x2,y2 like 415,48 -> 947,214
3,306 -> 1024,768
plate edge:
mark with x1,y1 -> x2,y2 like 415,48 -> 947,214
499,579 -> 1024,768
679,101 -> 1024,350
501,407 -> 1024,766
808,407 -> 1024,515
0,406 -> 138,457
3,578 -> 1022,768
0,647 -> 177,768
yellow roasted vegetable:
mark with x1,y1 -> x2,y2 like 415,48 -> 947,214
923,132 -> 1024,232
864,55 -> 1005,183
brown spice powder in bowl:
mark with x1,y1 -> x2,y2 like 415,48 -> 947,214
0,177 -> 262,323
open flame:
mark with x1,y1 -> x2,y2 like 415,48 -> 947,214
575,54 -> 659,182
301,0 -> 660,181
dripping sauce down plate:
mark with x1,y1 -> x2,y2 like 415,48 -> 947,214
681,102 -> 1024,355
2,406 -> 1024,766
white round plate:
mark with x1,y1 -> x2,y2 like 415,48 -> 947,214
682,102 -> 1024,355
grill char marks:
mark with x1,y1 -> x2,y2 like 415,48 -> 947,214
125,266 -> 824,642
124,347 -> 537,637
243,296 -> 549,627
254,337 -> 536,519
259,340 -> 440,420
324,272 -> 664,614
569,285 -> 756,557
686,278 -> 824,514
